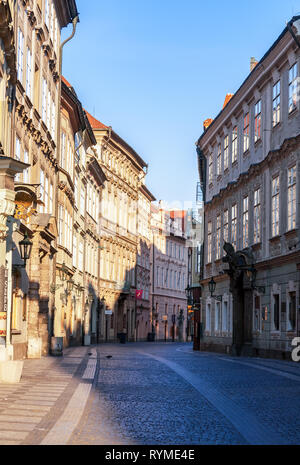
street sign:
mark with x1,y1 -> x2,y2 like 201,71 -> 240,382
162,315 -> 168,321
105,310 -> 112,315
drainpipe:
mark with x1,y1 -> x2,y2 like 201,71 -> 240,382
52,15 -> 79,340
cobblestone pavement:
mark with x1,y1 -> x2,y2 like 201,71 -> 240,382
0,343 -> 299,445
70,343 -> 300,445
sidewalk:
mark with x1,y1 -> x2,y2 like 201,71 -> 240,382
0,345 -> 98,445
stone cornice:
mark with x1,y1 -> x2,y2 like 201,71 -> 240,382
16,102 -> 57,168
205,134 -> 300,210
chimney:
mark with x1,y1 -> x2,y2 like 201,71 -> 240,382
250,57 -> 258,72
203,118 -> 213,131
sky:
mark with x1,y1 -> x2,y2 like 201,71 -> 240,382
62,0 -> 299,208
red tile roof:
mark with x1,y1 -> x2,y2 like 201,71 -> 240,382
62,76 -> 72,88
223,93 -> 234,109
85,110 -> 109,129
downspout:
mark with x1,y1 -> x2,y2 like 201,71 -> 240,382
52,15 -> 79,338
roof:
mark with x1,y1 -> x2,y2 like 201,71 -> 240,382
85,110 -> 109,130
62,76 -> 72,88
223,93 -> 234,109
86,110 -> 148,169
170,210 -> 187,219
196,21 -> 291,146
61,77 -> 96,146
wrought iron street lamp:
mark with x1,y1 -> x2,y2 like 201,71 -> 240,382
287,15 -> 300,48
66,278 -> 75,294
59,262 -> 68,282
19,232 -> 33,267
185,285 -> 193,305
208,277 -> 222,302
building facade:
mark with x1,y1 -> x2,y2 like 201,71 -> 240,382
86,112 -> 153,342
10,0 -> 79,359
136,184 -> 156,341
197,21 -> 300,359
150,205 -> 188,342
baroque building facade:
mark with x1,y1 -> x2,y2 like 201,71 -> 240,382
196,20 -> 300,359
136,184 -> 156,341
10,0 -> 79,359
86,112 -> 153,342
150,205 -> 188,341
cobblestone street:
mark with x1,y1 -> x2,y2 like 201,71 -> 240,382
0,343 -> 299,445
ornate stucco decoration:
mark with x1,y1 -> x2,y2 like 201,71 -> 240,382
0,189 -> 17,241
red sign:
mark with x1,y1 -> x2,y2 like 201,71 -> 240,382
135,290 -> 143,300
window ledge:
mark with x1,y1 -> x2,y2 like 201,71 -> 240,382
254,138 -> 262,148
243,149 -> 250,156
288,107 -> 298,119
269,235 -> 281,243
272,121 -> 282,131
284,228 -> 297,239
252,242 -> 262,250
232,160 -> 238,167
11,330 -> 22,335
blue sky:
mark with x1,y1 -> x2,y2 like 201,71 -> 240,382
62,0 -> 299,206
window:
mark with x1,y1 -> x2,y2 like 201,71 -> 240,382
26,48 -> 32,98
80,187 -> 85,216
61,132 -> 66,169
223,209 -> 229,244
231,204 -> 237,249
215,302 -> 221,331
74,176 -> 78,207
271,176 -> 280,237
253,188 -> 261,244
23,150 -> 29,183
242,196 -> 248,248
222,301 -> 228,332
253,295 -> 261,331
50,3 -> 54,42
205,303 -> 211,332
207,221 -> 212,263
272,293 -> 280,331
78,241 -> 83,272
287,166 -> 296,231
45,0 -> 50,29
224,135 -> 229,170
232,126 -> 238,163
289,63 -> 298,113
42,79 -> 47,122
254,100 -> 261,142
51,99 -> 56,139
243,113 -> 250,152
216,215 -> 221,260
49,182 -> 53,214
58,205 -> 63,245
272,81 -> 280,126
39,169 -> 45,213
44,176 -> 49,212
15,137 -> 21,182
17,28 -> 24,83
208,154 -> 213,184
287,291 -> 296,331
217,144 -> 222,176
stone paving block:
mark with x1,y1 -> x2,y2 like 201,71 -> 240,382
0,421 -> 37,431
0,415 -> 43,423
0,440 -> 22,445
12,403 -> 51,411
0,431 -> 28,440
